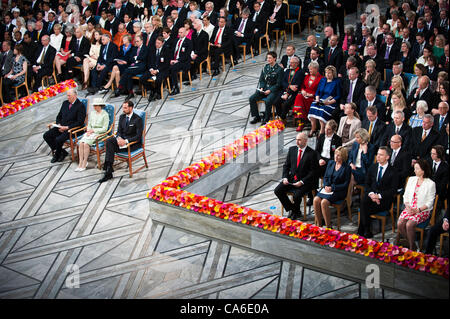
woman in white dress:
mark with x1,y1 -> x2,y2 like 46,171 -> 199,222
81,31 -> 102,90
49,24 -> 64,51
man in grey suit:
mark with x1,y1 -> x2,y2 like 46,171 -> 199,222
1,41 -> 14,76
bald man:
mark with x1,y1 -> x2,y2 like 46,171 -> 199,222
274,132 -> 319,220
31,35 -> 56,91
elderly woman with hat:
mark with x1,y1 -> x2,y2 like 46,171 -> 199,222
76,98 -> 110,172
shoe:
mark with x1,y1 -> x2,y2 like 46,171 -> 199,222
126,92 -> 135,100
98,87 -> 109,94
170,87 -> 180,95
212,69 -> 220,76
51,154 -> 59,163
261,120 -> 267,125
250,117 -> 261,124
114,88 -> 120,97
153,93 -> 161,101
57,150 -> 68,162
98,172 -> 113,183
191,75 -> 197,81
233,59 -> 239,65
135,89 -> 143,95
288,211 -> 300,220
307,198 -> 313,206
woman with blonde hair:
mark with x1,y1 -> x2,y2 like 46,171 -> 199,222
388,90 -> 410,123
337,102 -> 362,150
363,59 -> 381,89
433,34 -> 446,61
49,23 -> 63,50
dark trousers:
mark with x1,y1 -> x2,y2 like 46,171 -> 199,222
358,194 -> 392,234
140,70 -> 168,94
104,136 -> 140,163
329,12 -> 345,37
249,90 -> 279,121
210,46 -> 229,71
31,68 -> 52,91
90,66 -> 111,89
119,65 -> 146,91
425,218 -> 448,254
190,56 -> 207,77
274,182 -> 309,214
43,127 -> 69,155
169,62 -> 189,89
65,56 -> 83,77
1,77 -> 20,103
274,92 -> 297,120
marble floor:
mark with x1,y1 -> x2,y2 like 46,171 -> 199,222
0,2 -> 431,299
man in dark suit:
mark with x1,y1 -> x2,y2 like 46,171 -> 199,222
357,146 -> 398,238
424,209 -> 449,255
411,32 -> 426,60
302,47 -> 324,75
99,100 -> 143,183
140,36 -> 171,101
44,12 -> 57,36
274,132 -> 319,220
411,114 -> 439,163
279,44 -> 300,71
383,110 -> 412,149
33,20 -> 48,43
327,0 -> 345,37
315,120 -> 342,179
65,27 -> 91,80
438,44 -> 449,70
388,134 -> 412,189
231,8 -> 254,63
168,27 -> 193,95
112,0 -> 126,22
250,1 -> 268,56
429,145 -> 449,209
1,40 -> 14,77
93,0 -> 110,16
190,18 -> 209,81
201,1 -> 218,26
30,35 -> 56,92
273,56 -> 303,121
105,9 -> 120,37
43,89 -> 86,163
336,67 -> 366,120
406,75 -> 434,112
359,86 -> 386,121
376,23 -> 391,51
209,16 -> 233,76
362,44 -> 384,74
434,102 -> 449,135
323,35 -> 343,68
174,0 -> 189,23
121,0 -> 136,17
380,32 -> 400,70
426,55 -> 439,82
89,34 -> 118,94
304,35 -> 323,65
362,106 -> 386,150
118,34 -> 149,99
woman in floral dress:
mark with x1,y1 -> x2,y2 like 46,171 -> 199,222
292,61 -> 323,131
397,159 -> 436,251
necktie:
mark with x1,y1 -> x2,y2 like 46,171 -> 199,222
421,130 -> 427,142
439,116 -> 445,130
126,116 -> 129,127
433,162 -> 437,174
396,126 -> 400,134
254,11 -> 258,22
328,48 -> 333,62
37,31 -> 41,41
384,45 -> 390,59
368,121 -> 373,137
377,165 -> 383,183
136,46 -> 141,57
48,22 -> 52,33
347,80 -> 353,103
76,39 -> 80,53
391,150 -> 397,164
68,103 -> 72,110
103,44 -> 108,60
214,28 -> 223,45
294,148 -> 302,181
39,47 -> 46,64
175,40 -> 182,59
238,19 -> 245,33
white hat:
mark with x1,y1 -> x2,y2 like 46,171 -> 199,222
92,98 -> 106,106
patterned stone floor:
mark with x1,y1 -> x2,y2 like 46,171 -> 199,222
0,2 -> 424,299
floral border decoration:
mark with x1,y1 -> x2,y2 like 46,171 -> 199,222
147,120 -> 449,279
0,80 -> 77,119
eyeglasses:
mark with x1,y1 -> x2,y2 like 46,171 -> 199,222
390,140 -> 400,143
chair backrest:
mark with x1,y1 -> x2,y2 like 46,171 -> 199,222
430,195 -> 439,226
133,109 -> 147,147
384,68 -> 393,82
377,94 -> 387,104
288,4 -> 301,20
404,72 -> 416,84
80,98 -> 89,125
104,104 -> 116,135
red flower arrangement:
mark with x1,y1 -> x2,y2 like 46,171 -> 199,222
148,120 -> 449,279
0,80 -> 77,119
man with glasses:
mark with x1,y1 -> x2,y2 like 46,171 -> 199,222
389,134 -> 412,190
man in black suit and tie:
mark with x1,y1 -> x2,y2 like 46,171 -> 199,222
424,209 -> 449,255
105,9 -> 120,37
359,86 -> 385,121
426,55 -> 439,82
302,47 -> 324,75
30,35 -> 56,92
411,32 -> 426,60
323,35 -> 343,68
411,114 -> 439,163
304,35 -> 323,66
190,18 -> 209,81
336,67 -> 366,121
232,8 -> 254,63
362,44 -> 384,74
201,2 -> 218,26
362,106 -> 386,151
380,32 -> 400,70
406,75 -> 434,112
209,16 -> 233,76
357,146 -> 398,238
383,110 -> 412,149
45,12 -> 57,36
327,0 -> 345,37
376,23 -> 391,51
279,44 -> 300,71
33,20 -> 48,43
389,134 -> 412,190
65,27 -> 91,80
250,1 -> 268,56
89,34 -> 118,94
99,100 -> 143,183
93,0 -> 110,16
140,36 -> 171,101
169,27 -> 193,95
43,89 -> 86,163
118,34 -> 149,99
434,102 -> 449,135
274,132 -> 319,220
429,145 -> 449,211
438,44 -> 449,71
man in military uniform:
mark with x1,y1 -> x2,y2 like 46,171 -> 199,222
249,51 -> 284,125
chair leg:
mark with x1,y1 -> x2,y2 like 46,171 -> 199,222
230,55 -> 234,68
160,82 -> 164,99
199,63 -> 202,81
419,230 -> 424,251
96,148 -> 101,169
242,45 -> 246,63
266,36 -> 270,51
439,234 -> 444,256
128,159 -> 133,178
207,57 -> 212,75
179,72 -> 183,91
221,54 -> 225,72
337,207 -> 341,231
188,70 -> 192,85
143,151 -> 149,168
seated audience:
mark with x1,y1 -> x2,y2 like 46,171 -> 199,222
388,133 -> 412,190
30,35 -> 56,92
411,114 -> 439,163
2,44 -> 28,103
81,31 -> 102,90
348,128 -> 376,186
168,27 -> 192,96
362,106 -> 386,150
88,33 -> 118,94
316,120 -> 342,179
337,103 -> 362,151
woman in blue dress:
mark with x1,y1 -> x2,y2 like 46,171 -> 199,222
313,146 -> 351,228
308,65 -> 341,138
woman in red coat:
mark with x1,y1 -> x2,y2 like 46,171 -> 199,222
292,61 -> 323,131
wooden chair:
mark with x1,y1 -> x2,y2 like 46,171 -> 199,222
285,4 -> 302,41
396,177 -> 409,220
255,98 -> 276,121
42,61 -> 58,89
63,98 -> 89,161
144,77 -> 171,100
259,20 -> 271,54
12,68 -> 30,100
131,73 -> 145,95
238,43 -> 253,63
357,203 -> 395,242
114,109 -> 148,177
219,53 -> 235,72
415,195 -> 439,251
192,55 -> 212,80
178,69 -> 192,91
440,232 -> 448,256
330,182 -> 353,231
272,27 -> 287,50
280,190 -> 315,221
72,103 -> 116,169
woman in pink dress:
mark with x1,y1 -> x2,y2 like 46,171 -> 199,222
292,61 -> 323,131
397,159 -> 436,251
